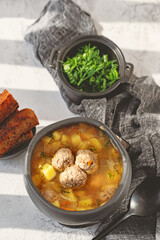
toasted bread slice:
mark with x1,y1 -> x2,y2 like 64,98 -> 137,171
3,130 -> 34,155
0,108 -> 39,156
0,89 -> 19,124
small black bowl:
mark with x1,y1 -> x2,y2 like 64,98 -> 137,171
48,35 -> 134,104
0,127 -> 36,160
24,117 -> 132,227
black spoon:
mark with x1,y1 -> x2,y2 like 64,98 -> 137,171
92,176 -> 160,240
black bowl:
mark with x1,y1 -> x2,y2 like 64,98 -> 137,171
49,35 -> 134,104
0,127 -> 36,160
24,117 -> 132,227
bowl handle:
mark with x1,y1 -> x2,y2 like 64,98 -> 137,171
124,63 -> 134,81
48,47 -> 60,69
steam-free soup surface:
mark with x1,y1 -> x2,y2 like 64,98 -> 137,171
31,123 -> 123,211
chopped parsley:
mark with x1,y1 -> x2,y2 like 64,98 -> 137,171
90,146 -> 96,152
47,133 -> 55,144
114,166 -> 120,174
40,152 -> 52,158
62,190 -> 70,193
62,44 -> 119,93
104,139 -> 110,147
108,172 -> 114,179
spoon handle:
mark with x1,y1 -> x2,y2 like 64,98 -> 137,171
92,211 -> 132,240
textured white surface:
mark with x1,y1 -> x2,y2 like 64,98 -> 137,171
0,0 -> 160,239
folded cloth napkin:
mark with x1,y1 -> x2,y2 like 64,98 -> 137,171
25,0 -> 160,239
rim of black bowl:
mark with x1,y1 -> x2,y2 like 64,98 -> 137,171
57,35 -> 126,97
0,127 -> 36,160
25,117 -> 132,217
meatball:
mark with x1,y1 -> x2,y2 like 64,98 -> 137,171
75,150 -> 98,174
52,148 -> 74,172
59,165 -> 87,189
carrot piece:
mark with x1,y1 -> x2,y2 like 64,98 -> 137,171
61,200 -> 71,207
73,128 -> 78,132
88,160 -> 92,166
60,207 -> 74,211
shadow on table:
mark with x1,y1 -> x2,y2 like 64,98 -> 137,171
0,194 -> 155,238
0,39 -> 160,78
0,194 -> 95,236
0,40 -> 42,68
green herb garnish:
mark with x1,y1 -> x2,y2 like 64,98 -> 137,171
118,156 -> 121,163
62,190 -> 70,193
108,172 -> 114,179
104,139 -> 110,147
62,44 -> 119,93
97,201 -> 100,207
47,133 -> 55,144
40,152 -> 52,158
114,166 -> 120,174
90,146 -> 96,152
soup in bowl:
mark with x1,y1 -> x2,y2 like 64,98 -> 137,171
24,117 -> 131,227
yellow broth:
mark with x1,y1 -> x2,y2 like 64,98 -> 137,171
31,123 -> 123,211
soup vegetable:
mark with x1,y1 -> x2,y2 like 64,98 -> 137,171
62,44 -> 119,93
31,123 -> 123,211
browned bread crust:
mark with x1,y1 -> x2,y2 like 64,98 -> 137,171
0,89 -> 19,124
0,108 -> 39,156
3,130 -> 34,155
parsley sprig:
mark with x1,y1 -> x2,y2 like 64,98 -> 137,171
62,44 -> 119,93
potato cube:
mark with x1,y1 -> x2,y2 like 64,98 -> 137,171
43,141 -> 61,154
61,189 -> 77,202
52,200 -> 60,208
79,141 -> 90,150
52,131 -> 62,141
71,134 -> 81,147
61,134 -> 70,145
78,198 -> 93,207
90,138 -> 102,151
110,147 -> 120,158
41,163 -> 56,181
42,136 -> 53,145
52,141 -> 61,152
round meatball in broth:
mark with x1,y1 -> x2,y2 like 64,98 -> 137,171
52,148 -> 74,172
59,165 -> 87,189
75,150 -> 98,174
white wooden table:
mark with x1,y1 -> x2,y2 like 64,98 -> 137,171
0,0 -> 160,239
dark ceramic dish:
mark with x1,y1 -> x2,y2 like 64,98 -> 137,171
48,35 -> 134,104
0,127 -> 36,160
24,117 -> 132,227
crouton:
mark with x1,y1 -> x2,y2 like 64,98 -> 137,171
0,108 -> 39,156
0,89 -> 19,124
